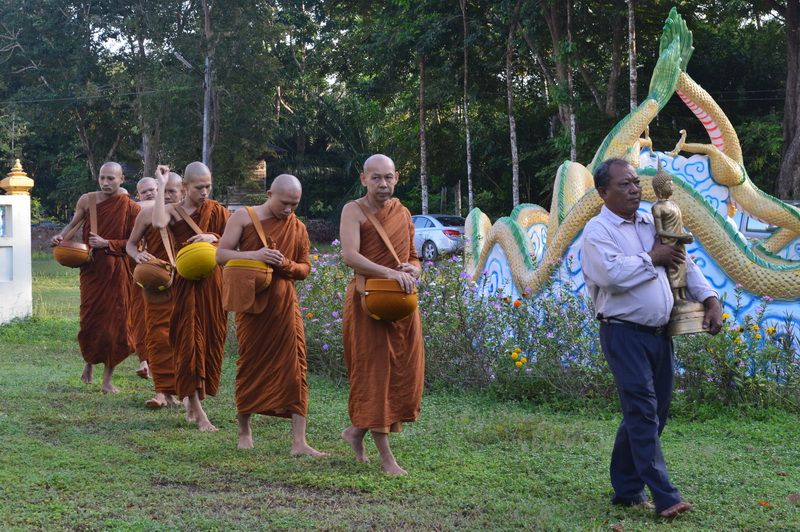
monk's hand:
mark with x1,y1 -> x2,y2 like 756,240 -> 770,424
389,270 -> 416,294
135,251 -> 155,264
648,240 -> 685,268
187,233 -> 217,244
88,232 -> 109,249
155,165 -> 170,185
396,262 -> 420,279
254,247 -> 284,267
50,234 -> 64,247
702,296 -> 723,335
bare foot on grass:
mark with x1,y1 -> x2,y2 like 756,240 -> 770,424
197,416 -> 218,432
658,501 -> 692,518
145,393 -> 169,408
290,443 -> 330,457
101,364 -> 118,394
135,360 -> 150,379
80,363 -> 94,384
183,397 -> 197,422
101,383 -> 120,394
164,395 -> 180,406
380,457 -> 408,476
341,426 -> 369,463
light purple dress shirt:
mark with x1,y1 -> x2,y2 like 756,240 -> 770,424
581,205 -> 717,327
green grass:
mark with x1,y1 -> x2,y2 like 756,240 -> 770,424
1,257 -> 800,530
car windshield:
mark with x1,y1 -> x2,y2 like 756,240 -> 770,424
434,216 -> 465,227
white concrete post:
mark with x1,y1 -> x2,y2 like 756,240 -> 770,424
0,159 -> 34,324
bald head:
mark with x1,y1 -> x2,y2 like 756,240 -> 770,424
269,174 -> 302,194
363,154 -> 395,175
184,161 -> 211,183
167,172 -> 183,186
136,177 -> 157,201
100,161 -> 123,177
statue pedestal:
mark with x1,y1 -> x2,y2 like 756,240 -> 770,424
668,304 -> 707,336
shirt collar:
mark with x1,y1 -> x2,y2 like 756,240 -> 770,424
599,204 -> 651,226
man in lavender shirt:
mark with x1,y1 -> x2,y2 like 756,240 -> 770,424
581,158 -> 723,518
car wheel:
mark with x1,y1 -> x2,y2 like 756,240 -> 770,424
421,240 -> 439,262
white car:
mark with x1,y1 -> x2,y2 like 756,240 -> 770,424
412,214 -> 465,262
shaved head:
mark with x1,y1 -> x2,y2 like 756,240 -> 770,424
363,154 -> 395,175
136,177 -> 157,201
100,161 -> 123,177
269,174 -> 302,194
167,172 -> 183,186
184,161 -> 211,183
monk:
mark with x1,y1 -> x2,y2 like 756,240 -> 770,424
126,173 -> 184,408
216,174 -> 328,455
129,177 -> 159,379
153,162 -> 229,431
50,162 -> 141,393
339,154 -> 425,475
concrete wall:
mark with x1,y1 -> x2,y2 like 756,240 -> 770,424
0,194 -> 32,323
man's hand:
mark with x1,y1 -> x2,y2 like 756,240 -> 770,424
648,240 -> 686,268
135,251 -> 155,264
389,270 -> 416,294
252,246 -> 285,267
155,165 -> 170,186
50,234 -> 64,247
186,233 -> 218,244
702,296 -> 723,335
396,262 -> 420,280
88,232 -> 109,249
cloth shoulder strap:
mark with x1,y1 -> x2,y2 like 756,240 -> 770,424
159,228 -> 176,266
63,191 -> 99,241
173,203 -> 204,235
246,207 -> 268,248
351,200 -> 401,266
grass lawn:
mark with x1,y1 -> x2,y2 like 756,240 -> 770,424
1,256 -> 800,530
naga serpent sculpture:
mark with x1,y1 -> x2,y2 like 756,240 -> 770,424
465,8 -> 800,307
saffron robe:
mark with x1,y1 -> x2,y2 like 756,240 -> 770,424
78,193 -> 141,367
168,200 -> 229,400
129,266 -> 149,363
142,225 -> 177,395
342,198 -> 425,432
234,213 -> 311,418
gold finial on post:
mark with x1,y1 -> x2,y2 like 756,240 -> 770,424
0,159 -> 34,195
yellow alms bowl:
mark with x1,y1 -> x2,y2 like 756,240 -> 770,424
175,242 -> 217,280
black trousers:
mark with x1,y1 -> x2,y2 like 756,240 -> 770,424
599,321 -> 682,512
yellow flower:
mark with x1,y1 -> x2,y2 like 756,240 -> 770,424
313,255 -> 319,261
514,348 -> 522,353
511,353 -> 519,360
721,313 -> 730,320
767,327 -> 777,335
520,357 -> 527,363
755,334 -> 763,340
752,324 -> 759,331
734,337 -> 743,344
515,361 -> 523,367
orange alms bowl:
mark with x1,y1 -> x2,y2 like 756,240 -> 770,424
223,259 -> 272,293
53,240 -> 92,268
363,278 -> 418,321
133,258 -> 173,290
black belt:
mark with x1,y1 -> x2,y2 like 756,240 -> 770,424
600,317 -> 668,337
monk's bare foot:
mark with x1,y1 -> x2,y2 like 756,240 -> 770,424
145,397 -> 167,408
341,427 -> 370,463
658,501 -> 692,518
290,443 -> 330,457
183,397 -> 197,422
101,383 -> 120,394
238,431 -> 254,449
80,363 -> 94,384
380,458 -> 408,476
135,360 -> 150,379
197,418 -> 218,432
164,395 -> 180,406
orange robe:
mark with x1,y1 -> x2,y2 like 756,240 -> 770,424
143,225 -> 177,396
78,193 -> 141,367
234,213 -> 311,418
342,198 -> 425,432
168,200 -> 229,400
129,268 -> 148,363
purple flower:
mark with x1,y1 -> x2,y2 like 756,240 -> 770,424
322,344 -> 329,350
331,239 -> 340,245
459,272 -> 469,279
332,311 -> 339,317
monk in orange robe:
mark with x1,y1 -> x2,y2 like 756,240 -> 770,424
130,177 -> 159,379
339,154 -> 425,475
216,174 -> 328,455
127,173 -> 184,408
153,162 -> 229,431
50,162 -> 141,394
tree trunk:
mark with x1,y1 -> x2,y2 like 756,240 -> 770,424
141,115 -> 162,177
567,0 -> 577,161
628,0 -> 638,111
507,1 -> 521,207
419,55 -> 429,215
776,0 -> 800,198
201,0 -> 218,170
459,0 -> 474,212
605,0 -> 626,116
